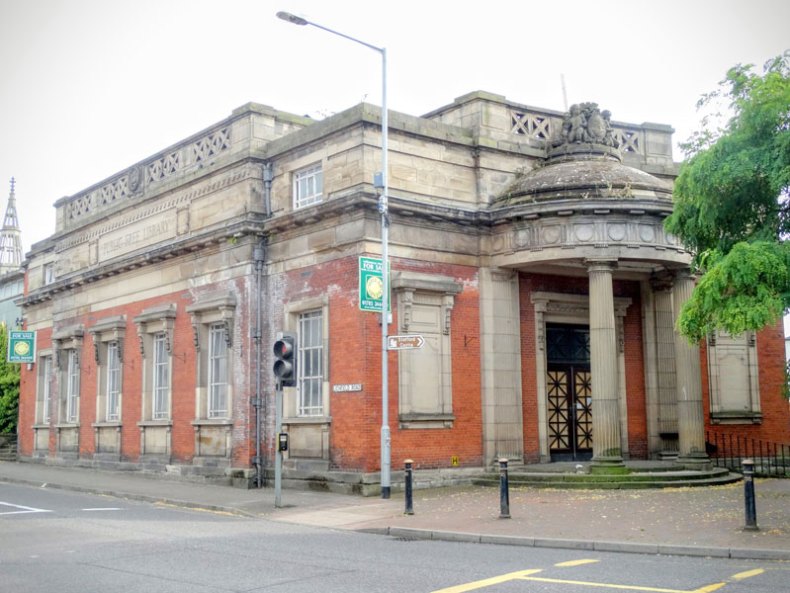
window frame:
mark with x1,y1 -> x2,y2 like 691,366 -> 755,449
208,323 -> 229,419
293,163 -> 324,209
36,353 -> 52,425
90,316 -> 126,425
282,296 -> 329,421
134,304 -> 176,423
152,332 -> 171,420
297,310 -> 324,417
186,291 -> 236,422
65,349 -> 80,423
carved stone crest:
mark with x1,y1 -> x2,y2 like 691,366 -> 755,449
553,102 -> 618,148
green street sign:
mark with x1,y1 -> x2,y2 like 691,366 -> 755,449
359,256 -> 391,313
8,330 -> 36,363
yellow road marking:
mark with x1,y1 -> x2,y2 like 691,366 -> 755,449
556,559 -> 600,567
431,569 -> 542,593
732,568 -> 764,580
432,563 -> 765,593
518,575 -> 712,593
692,583 -> 727,593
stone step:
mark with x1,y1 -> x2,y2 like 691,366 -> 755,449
472,469 -> 742,489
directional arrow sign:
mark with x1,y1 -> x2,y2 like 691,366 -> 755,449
387,334 -> 425,350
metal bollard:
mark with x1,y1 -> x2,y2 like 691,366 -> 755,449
742,458 -> 758,531
404,459 -> 414,515
499,458 -> 511,519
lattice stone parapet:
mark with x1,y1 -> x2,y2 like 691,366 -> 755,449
510,110 -> 557,141
60,126 -> 232,231
509,108 -> 644,156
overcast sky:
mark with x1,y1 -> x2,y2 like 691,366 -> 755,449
0,0 -> 788,255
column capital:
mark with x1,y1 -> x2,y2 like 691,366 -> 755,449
584,258 -> 618,273
650,269 -> 675,292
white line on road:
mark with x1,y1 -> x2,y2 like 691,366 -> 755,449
0,501 -> 52,516
81,508 -> 123,512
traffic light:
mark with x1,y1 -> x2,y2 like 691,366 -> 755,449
273,332 -> 297,387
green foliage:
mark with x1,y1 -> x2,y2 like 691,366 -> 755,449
677,242 -> 790,341
0,324 -> 21,433
665,52 -> 790,343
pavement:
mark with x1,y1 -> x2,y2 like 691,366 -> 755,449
1,460 -> 789,561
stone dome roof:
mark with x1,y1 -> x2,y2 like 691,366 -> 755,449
498,143 -> 672,205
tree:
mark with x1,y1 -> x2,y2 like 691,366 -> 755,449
665,52 -> 790,342
0,323 -> 21,433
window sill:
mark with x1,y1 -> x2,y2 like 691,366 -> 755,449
191,419 -> 233,427
137,420 -> 173,428
711,411 -> 762,425
399,413 -> 455,429
54,423 -> 79,429
32,423 -> 51,429
282,416 -> 332,426
92,422 -> 122,429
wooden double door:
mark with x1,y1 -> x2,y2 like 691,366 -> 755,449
546,324 -> 593,461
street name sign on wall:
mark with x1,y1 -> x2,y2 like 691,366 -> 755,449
387,334 -> 425,350
359,256 -> 390,313
7,330 -> 36,363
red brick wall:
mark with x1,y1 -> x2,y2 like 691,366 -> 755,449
17,277 -> 253,466
281,255 -> 483,472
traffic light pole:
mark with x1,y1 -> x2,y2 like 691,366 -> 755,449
275,379 -> 283,508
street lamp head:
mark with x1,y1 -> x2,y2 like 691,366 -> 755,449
276,11 -> 308,26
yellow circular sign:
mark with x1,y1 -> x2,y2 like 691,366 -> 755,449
14,341 -> 30,356
366,275 -> 383,300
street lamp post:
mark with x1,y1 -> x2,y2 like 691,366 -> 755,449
276,11 -> 392,499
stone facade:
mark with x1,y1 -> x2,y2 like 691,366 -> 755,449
16,93 -> 790,488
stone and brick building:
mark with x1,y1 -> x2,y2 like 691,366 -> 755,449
16,92 -> 790,490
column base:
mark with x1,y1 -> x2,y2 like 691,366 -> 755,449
677,454 -> 712,472
590,456 -> 629,475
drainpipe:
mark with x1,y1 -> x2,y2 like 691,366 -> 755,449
262,162 -> 273,218
253,162 -> 272,488
253,240 -> 265,487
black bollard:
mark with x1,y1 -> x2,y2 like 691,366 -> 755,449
499,458 -> 511,519
404,459 -> 414,515
742,458 -> 758,531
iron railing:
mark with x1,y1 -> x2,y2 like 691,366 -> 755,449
706,431 -> 790,477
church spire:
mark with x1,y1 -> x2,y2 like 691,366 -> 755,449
0,177 -> 23,275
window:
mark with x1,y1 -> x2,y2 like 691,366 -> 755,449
43,263 -> 55,285
90,316 -> 126,424
36,355 -> 52,424
134,304 -> 176,423
187,291 -> 235,422
66,350 -> 80,423
298,310 -> 323,416
293,163 -> 323,209
392,271 -> 462,427
52,325 -> 83,432
208,323 -> 228,418
106,342 -> 121,421
152,333 -> 170,420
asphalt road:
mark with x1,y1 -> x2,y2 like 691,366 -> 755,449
2,482 -> 788,593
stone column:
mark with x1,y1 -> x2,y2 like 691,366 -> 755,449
651,273 -> 679,458
672,269 -> 710,470
587,259 -> 624,471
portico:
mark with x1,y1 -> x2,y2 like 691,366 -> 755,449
484,102 -> 710,470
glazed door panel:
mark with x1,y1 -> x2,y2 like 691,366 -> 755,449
546,324 -> 592,461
